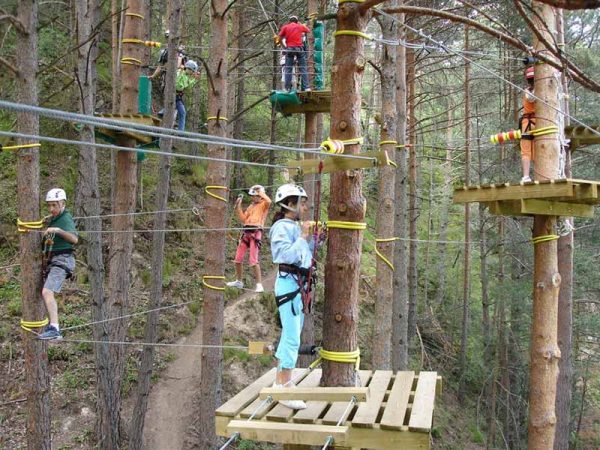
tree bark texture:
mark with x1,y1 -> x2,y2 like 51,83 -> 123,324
407,45 -> 418,345
321,3 -> 371,386
527,3 -> 561,448
16,1 -> 51,448
392,12 -> 409,371
128,1 -> 181,448
101,1 -> 144,447
111,0 -> 120,112
372,10 -> 397,370
194,0 -> 229,446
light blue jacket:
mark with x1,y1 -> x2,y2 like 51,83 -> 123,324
269,218 -> 312,269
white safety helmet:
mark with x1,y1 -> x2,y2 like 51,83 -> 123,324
185,60 -> 198,72
275,184 -> 307,207
248,185 -> 264,196
45,188 -> 67,202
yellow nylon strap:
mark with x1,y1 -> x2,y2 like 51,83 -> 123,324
338,0 -> 366,4
317,348 -> 361,371
320,139 -> 344,154
17,218 -> 45,233
125,12 -> 145,19
396,144 -> 409,150
1,143 -> 41,151
202,275 -> 226,291
121,57 -> 142,66
205,185 -> 228,202
334,30 -> 372,40
532,234 -> 559,245
20,318 -> 49,332
206,116 -> 229,121
340,136 -> 363,145
326,220 -> 366,230
122,38 -> 161,48
388,160 -> 398,168
530,126 -> 558,137
379,140 -> 398,146
375,237 -> 399,270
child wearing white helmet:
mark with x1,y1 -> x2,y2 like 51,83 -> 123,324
38,188 -> 78,340
269,183 -> 312,410
226,185 -> 272,292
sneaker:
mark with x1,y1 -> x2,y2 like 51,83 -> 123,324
38,325 -> 62,341
521,176 -> 532,183
255,283 -> 264,293
304,88 -> 311,92
225,280 -> 244,289
272,383 -> 307,410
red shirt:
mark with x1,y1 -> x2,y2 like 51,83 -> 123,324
279,22 -> 310,48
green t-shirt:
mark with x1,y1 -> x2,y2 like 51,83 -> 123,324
47,210 -> 77,252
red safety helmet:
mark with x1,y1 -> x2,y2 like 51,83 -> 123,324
525,66 -> 535,80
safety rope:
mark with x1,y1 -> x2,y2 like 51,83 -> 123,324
205,185 -> 229,202
338,0 -> 366,4
122,38 -> 161,48
333,30 -> 372,41
121,57 -> 142,66
0,142 -> 41,151
379,140 -> 397,146
17,217 -> 47,233
125,12 -> 144,19
202,275 -> 226,291
310,348 -> 361,371
206,116 -> 228,122
326,220 -> 366,230
20,318 -> 49,332
532,234 -> 559,245
375,237 -> 398,271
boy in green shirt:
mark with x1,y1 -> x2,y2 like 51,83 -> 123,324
38,188 -> 78,340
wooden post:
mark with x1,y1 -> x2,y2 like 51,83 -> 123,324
528,2 -> 561,448
101,1 -> 144,447
15,1 -> 51,448
196,0 -> 229,447
321,1 -> 383,386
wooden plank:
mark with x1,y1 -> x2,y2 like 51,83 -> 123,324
380,371 -> 415,430
453,181 -> 573,204
288,151 -> 389,175
215,368 -> 277,417
215,415 -> 231,437
351,370 -> 393,428
260,386 -> 369,402
520,198 -> 594,218
292,369 -> 329,424
322,370 -> 372,425
227,420 -> 348,446
346,425 -> 430,450
239,395 -> 276,420
487,200 -> 527,217
408,372 -> 438,433
265,369 -> 320,422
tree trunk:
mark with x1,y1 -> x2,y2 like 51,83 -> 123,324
111,0 -> 120,112
231,5 -> 246,190
407,44 -> 418,344
458,25 -> 471,402
554,9 -> 573,450
392,12 -> 409,371
192,0 -> 229,447
527,3 -> 561,447
266,0 -> 280,199
100,1 -> 144,447
321,1 -> 376,387
128,2 -> 181,448
16,1 -> 51,448
372,10 -> 397,370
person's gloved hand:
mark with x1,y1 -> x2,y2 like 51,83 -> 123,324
274,35 -> 281,46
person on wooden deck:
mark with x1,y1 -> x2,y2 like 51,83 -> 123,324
520,66 -> 536,183
269,184 -> 313,410
226,184 -> 272,293
38,188 -> 78,341
277,15 -> 311,92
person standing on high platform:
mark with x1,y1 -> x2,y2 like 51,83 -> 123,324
276,15 -> 311,92
520,66 -> 536,182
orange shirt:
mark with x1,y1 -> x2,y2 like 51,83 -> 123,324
523,88 -> 535,115
236,192 -> 272,227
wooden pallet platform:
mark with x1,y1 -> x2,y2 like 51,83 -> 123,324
215,368 -> 441,449
453,179 -> 600,218
95,113 -> 160,145
280,90 -> 332,114
288,150 -> 390,175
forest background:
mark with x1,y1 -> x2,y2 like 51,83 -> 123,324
0,0 -> 599,449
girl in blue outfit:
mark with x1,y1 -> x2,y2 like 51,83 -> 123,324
269,183 -> 313,410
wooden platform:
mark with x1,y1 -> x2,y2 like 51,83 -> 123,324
288,150 -> 390,175
215,368 -> 441,449
565,124 -> 600,150
280,90 -> 332,114
453,179 -> 600,218
95,113 -> 160,145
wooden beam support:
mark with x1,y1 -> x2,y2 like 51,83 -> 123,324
226,421 -> 349,446
288,151 -> 390,175
453,180 -> 573,203
488,199 -> 594,218
259,387 -> 369,402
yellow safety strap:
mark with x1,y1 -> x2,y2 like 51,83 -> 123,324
530,126 -> 559,137
379,140 -> 398,146
1,143 -> 41,152
387,161 -> 398,168
320,139 -> 344,154
375,237 -> 399,270
341,137 -> 363,145
20,318 -> 49,332
326,220 -> 366,230
532,234 -> 559,245
122,38 -> 161,48
121,57 -> 142,66
125,12 -> 145,19
17,218 -> 46,233
202,275 -> 226,291
396,144 -> 409,149
338,0 -> 366,4
206,116 -> 229,121
311,348 -> 361,371
205,185 -> 228,202
334,30 -> 372,41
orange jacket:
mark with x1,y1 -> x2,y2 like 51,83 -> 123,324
523,87 -> 535,115
236,192 -> 272,227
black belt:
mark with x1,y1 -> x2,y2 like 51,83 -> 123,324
51,249 -> 74,256
278,263 -> 309,277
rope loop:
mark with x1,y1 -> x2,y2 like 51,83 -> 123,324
318,348 -> 361,371
326,220 -> 366,230
125,12 -> 145,19
338,0 -> 366,4
0,142 -> 41,152
17,217 -> 46,233
532,234 -> 559,245
121,57 -> 142,66
333,30 -> 372,41
379,140 -> 398,146
20,318 -> 49,332
202,275 -> 226,291
205,185 -> 229,202
207,116 -> 229,122
320,139 -> 344,154
375,237 -> 399,271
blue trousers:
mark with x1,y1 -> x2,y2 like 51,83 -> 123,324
175,95 -> 186,131
284,47 -> 309,91
275,274 -> 304,369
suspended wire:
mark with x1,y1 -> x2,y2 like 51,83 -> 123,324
73,207 -> 203,220
57,337 -> 248,350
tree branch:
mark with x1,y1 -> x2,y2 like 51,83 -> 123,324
228,94 -> 269,124
383,6 -> 600,93
0,12 -> 26,35
0,55 -> 18,75
534,0 -> 600,9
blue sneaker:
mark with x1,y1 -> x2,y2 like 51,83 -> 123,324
38,325 -> 62,341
